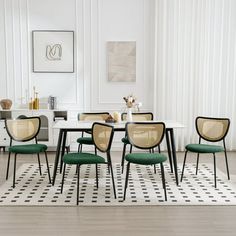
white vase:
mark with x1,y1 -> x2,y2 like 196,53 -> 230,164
127,108 -> 133,122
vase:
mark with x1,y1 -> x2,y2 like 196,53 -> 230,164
0,99 -> 12,110
127,108 -> 133,122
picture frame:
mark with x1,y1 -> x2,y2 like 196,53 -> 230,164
32,30 -> 74,73
107,41 -> 136,82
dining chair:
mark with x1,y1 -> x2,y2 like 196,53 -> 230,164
61,122 -> 116,205
5,117 -> 51,188
123,122 -> 168,201
120,112 -> 154,173
180,116 -> 230,188
76,112 -> 110,152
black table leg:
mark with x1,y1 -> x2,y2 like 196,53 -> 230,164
165,130 -> 173,173
52,129 -> 64,186
60,131 -> 67,173
169,128 -> 179,186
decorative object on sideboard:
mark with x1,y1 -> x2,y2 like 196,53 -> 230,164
33,92 -> 39,110
0,99 -> 12,110
48,96 -> 57,110
28,98 -> 34,110
28,86 -> 39,110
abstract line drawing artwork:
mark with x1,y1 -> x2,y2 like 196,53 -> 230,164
107,41 -> 136,82
32,31 -> 74,73
46,44 -> 62,61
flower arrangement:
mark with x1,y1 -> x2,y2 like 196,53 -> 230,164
123,94 -> 136,108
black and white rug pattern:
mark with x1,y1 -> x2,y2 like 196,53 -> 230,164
0,163 -> 236,206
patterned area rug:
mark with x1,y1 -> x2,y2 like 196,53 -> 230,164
0,163 -> 236,206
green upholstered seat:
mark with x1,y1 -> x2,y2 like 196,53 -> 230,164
63,152 -> 105,165
9,144 -> 47,154
121,137 -> 130,144
186,144 -> 224,153
125,153 -> 167,165
76,137 -> 94,145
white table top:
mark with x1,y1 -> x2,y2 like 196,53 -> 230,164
53,120 -> 185,130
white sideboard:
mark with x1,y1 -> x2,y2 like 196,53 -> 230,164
0,109 -> 68,150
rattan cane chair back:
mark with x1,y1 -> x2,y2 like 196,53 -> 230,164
5,117 -> 40,142
76,112 -> 111,153
78,112 -> 110,121
126,122 -> 165,150
196,117 -> 230,142
92,123 -> 114,152
122,112 -> 153,121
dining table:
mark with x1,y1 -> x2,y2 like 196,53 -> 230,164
51,120 -> 185,186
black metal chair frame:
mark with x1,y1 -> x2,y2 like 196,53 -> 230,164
61,122 -> 116,205
123,121 -> 167,201
120,112 -> 154,173
5,117 -> 51,188
58,112 -> 110,173
180,116 -> 230,188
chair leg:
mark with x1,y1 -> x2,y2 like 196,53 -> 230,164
180,151 -> 188,182
61,163 -> 66,193
130,145 -> 133,153
96,164 -> 99,189
151,149 -> 157,174
105,148 -> 110,174
37,153 -> 42,176
77,144 -> 81,153
79,144 -> 83,153
123,162 -> 130,201
196,153 -> 200,175
109,162 -> 117,199
165,132 -> 174,173
213,153 -> 217,188
6,152 -> 11,180
121,144 -> 127,174
76,165 -> 81,205
13,153 -> 17,188
44,151 -> 51,184
160,162 -> 167,201
224,149 -> 230,180
60,157 -> 64,174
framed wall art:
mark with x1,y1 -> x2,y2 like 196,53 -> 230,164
32,30 -> 74,73
107,41 -> 136,82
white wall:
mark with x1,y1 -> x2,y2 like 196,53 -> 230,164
1,0 -> 236,150
0,0 -> 155,117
